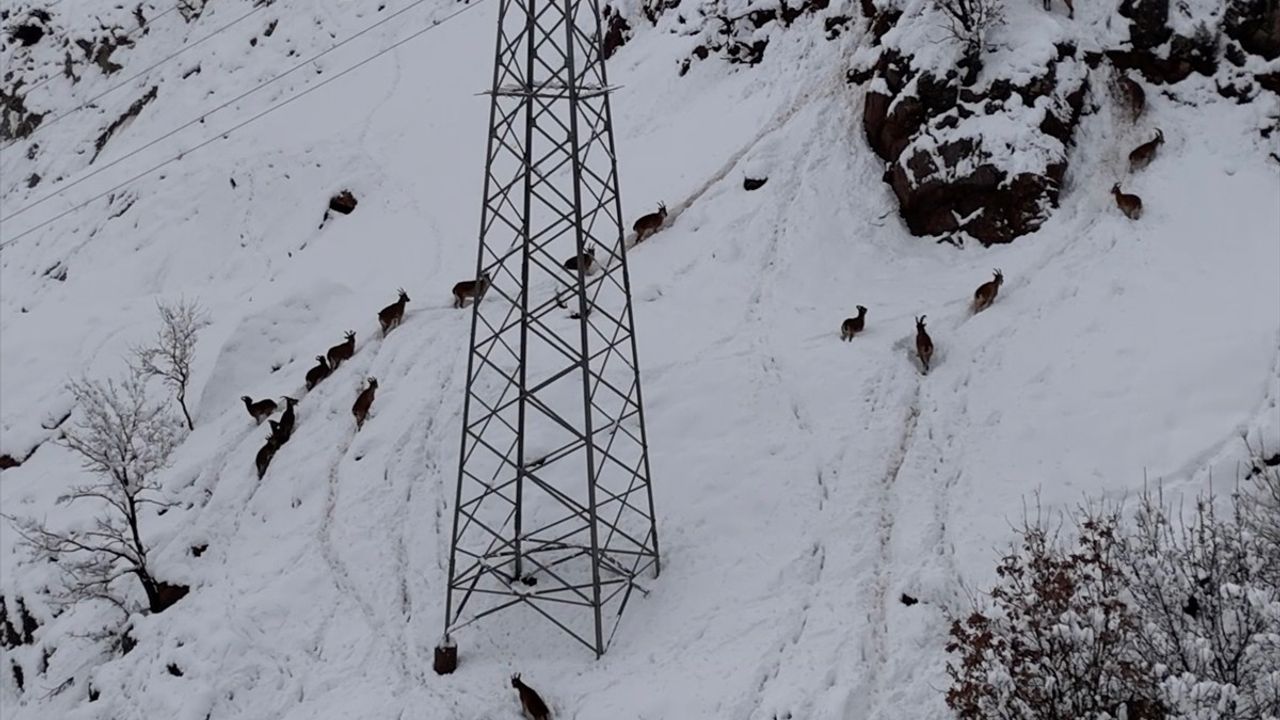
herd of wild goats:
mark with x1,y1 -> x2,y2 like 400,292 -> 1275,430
225,69 -> 1165,718
842,71 -> 1165,374
240,288 -> 409,479
239,204 -> 669,481
240,74 -> 1161,477
1111,71 -> 1164,220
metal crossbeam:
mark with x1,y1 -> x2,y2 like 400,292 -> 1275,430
441,0 -> 660,659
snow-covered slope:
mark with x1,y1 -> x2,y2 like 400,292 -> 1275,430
2,0 -> 1278,718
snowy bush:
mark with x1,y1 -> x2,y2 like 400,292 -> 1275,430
948,480 -> 1280,720
1241,444 -> 1280,588
1119,487 -> 1280,720
945,506 -> 1160,720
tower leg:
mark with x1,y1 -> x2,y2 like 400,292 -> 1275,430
433,637 -> 458,675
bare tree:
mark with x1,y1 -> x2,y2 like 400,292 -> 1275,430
133,297 -> 210,431
945,503 -> 1160,720
1118,488 -> 1280,720
1242,438 -> 1280,586
933,0 -> 1004,85
6,372 -> 187,615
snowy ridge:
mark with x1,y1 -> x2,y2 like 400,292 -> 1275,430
2,0 -> 1279,718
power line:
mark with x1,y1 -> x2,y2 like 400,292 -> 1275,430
2,0 -> 448,223
0,0 -> 488,249
3,1 -> 271,152
8,3 -> 183,112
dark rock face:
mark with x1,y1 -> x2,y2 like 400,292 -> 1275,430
744,176 -> 768,190
859,34 -> 1087,245
92,86 -> 158,162
149,581 -> 189,614
329,190 -> 358,215
1225,0 -> 1280,60
10,23 -> 44,46
660,0 -> 834,75
0,83 -> 45,142
1112,0 -> 1221,83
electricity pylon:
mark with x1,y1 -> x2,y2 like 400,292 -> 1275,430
435,0 -> 660,669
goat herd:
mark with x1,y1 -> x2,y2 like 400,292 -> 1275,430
239,289 -> 408,480
237,203 -> 673,482
1110,72 -> 1166,220
237,77 -> 1158,476
839,268 -> 1003,375
843,72 -> 1165,374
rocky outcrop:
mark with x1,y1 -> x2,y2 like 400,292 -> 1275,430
603,0 -> 845,73
1108,0 -> 1218,84
856,2 -> 1088,245
91,85 -> 157,162
1225,0 -> 1280,60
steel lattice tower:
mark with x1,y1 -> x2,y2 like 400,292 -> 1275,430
437,0 -> 660,664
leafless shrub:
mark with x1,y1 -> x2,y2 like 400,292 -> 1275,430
5,372 -> 186,616
932,0 -> 1005,85
1120,487 -> 1280,719
946,503 -> 1160,719
1241,438 -> 1280,588
948,477 -> 1280,720
132,297 -> 210,431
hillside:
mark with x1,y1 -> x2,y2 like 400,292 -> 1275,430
1,0 -> 1278,718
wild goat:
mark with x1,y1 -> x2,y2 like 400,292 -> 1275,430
378,289 -> 411,337
1128,129 -> 1164,172
972,269 -> 1004,313
452,271 -> 492,309
267,419 -> 289,445
241,396 -> 277,425
255,429 -> 284,480
277,396 -> 298,440
840,305 -> 868,341
915,315 -> 934,375
327,331 -> 356,369
562,245 -> 598,276
1111,183 -> 1143,220
1116,73 -> 1145,121
1043,0 -> 1074,17
632,202 -> 667,243
511,674 -> 550,720
352,377 -> 378,431
305,355 -> 331,391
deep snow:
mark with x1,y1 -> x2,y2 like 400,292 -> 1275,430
1,0 -> 1278,718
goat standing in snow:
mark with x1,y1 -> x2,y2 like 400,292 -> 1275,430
632,202 -> 667,243
452,272 -> 492,309
510,674 -> 551,720
915,315 -> 934,375
840,306 -> 868,341
255,425 -> 285,480
352,378 -> 377,431
304,355 -> 331,391
972,269 -> 1004,314
326,331 -> 356,370
1111,183 -> 1143,220
241,396 -> 277,425
276,396 -> 298,441
1128,129 -> 1164,172
1115,72 -> 1145,122
378,290 -> 411,337
562,245 -> 598,276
